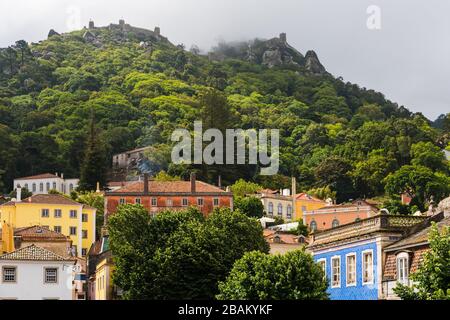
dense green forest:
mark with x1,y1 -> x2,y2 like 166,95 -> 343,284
0,23 -> 449,211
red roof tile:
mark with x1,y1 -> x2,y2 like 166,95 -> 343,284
109,180 -> 228,194
15,173 -> 59,180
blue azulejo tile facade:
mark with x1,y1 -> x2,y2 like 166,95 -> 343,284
313,241 -> 379,300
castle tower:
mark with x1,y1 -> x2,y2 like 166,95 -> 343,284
119,19 -> 125,27
280,33 -> 287,43
154,26 -> 161,36
88,20 -> 95,29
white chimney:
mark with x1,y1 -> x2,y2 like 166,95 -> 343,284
61,173 -> 64,179
16,184 -> 22,202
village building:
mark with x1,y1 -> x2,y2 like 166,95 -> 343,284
257,189 -> 295,222
104,173 -> 233,219
13,173 -> 79,195
0,244 -> 76,300
308,213 -> 428,300
0,190 -> 96,257
264,229 -> 308,254
294,193 -> 327,221
304,199 -> 379,232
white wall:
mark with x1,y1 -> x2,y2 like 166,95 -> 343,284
13,178 -> 79,195
0,261 -> 74,300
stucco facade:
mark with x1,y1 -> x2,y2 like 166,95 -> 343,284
13,173 -> 79,195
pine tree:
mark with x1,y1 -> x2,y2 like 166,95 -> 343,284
78,115 -> 108,191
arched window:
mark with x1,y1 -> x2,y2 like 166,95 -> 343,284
46,182 -> 50,191
287,205 -> 292,219
268,202 -> 273,215
332,219 -> 340,228
52,182 -> 57,190
69,184 -> 74,192
39,183 -> 44,192
24,183 -> 28,190
277,203 -> 283,216
32,183 -> 36,192
310,221 -> 317,232
355,217 -> 361,222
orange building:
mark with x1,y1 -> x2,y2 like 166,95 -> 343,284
304,199 -> 379,232
294,193 -> 327,221
104,173 -> 233,220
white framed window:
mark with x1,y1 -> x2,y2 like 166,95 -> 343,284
39,183 -> 44,192
46,182 -> 50,191
69,226 -> 77,236
32,183 -> 36,192
362,250 -> 374,285
287,205 -> 292,219
82,214 -> 88,222
54,209 -> 62,218
182,198 -> 188,206
44,268 -> 58,284
317,258 -> 326,279
82,230 -> 88,239
396,252 -> 409,285
119,198 -> 125,205
52,182 -> 57,190
54,226 -> 61,233
41,209 -> 49,218
70,210 -> 77,218
213,198 -> 219,207
135,198 -> 141,205
346,253 -> 357,286
166,199 -> 173,207
332,219 -> 340,228
2,267 -> 16,283
331,256 -> 341,288
268,202 -> 273,215
310,220 -> 317,232
151,198 -> 157,206
277,203 -> 283,216
197,198 -> 204,206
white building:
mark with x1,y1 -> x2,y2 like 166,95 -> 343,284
0,244 -> 76,300
13,173 -> 79,195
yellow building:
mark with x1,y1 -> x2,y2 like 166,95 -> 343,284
95,257 -> 114,300
294,193 -> 327,221
0,193 -> 96,257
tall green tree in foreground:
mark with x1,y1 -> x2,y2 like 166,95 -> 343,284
78,115 -> 108,191
108,205 -> 269,299
394,223 -> 450,300
217,250 -> 329,300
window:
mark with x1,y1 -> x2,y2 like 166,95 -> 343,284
355,217 -> 361,222
52,182 -> 57,190
70,227 -> 77,236
332,219 -> 340,228
277,203 -> 283,216
119,198 -> 125,205
346,254 -> 356,286
82,230 -> 88,239
82,214 -> 88,222
69,183 -> 74,192
197,198 -> 204,206
32,183 -> 36,192
301,205 -> 307,212
3,267 -> 16,282
182,198 -> 188,206
135,198 -> 141,205
81,248 -> 87,257
268,202 -> 274,215
54,209 -> 62,218
166,199 -> 173,207
213,198 -> 219,207
317,259 -> 326,279
24,183 -> 28,190
331,256 -> 341,288
287,205 -> 292,219
41,209 -> 49,218
46,182 -> 50,191
310,220 -> 317,232
397,253 -> 409,285
54,226 -> 61,233
39,183 -> 43,192
151,198 -> 157,206
70,210 -> 77,218
44,268 -> 58,283
362,250 -> 374,285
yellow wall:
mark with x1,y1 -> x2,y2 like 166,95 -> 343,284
0,202 -> 96,257
294,198 -> 326,221
95,258 -> 114,300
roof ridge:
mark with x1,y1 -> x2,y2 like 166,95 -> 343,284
0,244 -> 71,261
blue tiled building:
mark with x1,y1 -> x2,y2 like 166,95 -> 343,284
308,214 -> 427,300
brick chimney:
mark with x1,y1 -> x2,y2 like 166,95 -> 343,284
190,172 -> 196,193
143,173 -> 149,195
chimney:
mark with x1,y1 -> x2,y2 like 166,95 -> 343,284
218,175 -> 222,188
190,172 -> 196,193
96,182 -> 100,193
61,173 -> 64,179
16,184 -> 22,202
55,172 -> 58,177
143,173 -> 149,195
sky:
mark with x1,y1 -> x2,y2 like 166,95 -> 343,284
1,0 -> 449,120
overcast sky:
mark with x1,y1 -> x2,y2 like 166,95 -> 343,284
1,0 -> 449,120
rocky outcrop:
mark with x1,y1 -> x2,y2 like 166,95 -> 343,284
262,48 -> 283,68
304,50 -> 326,74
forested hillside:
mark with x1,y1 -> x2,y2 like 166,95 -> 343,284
0,23 -> 449,210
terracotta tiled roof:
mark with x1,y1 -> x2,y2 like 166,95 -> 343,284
295,193 -> 325,202
264,230 -> 307,245
14,226 -> 69,241
15,173 -> 59,180
110,180 -> 227,194
0,194 -> 83,207
384,216 -> 450,251
0,244 -> 73,261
